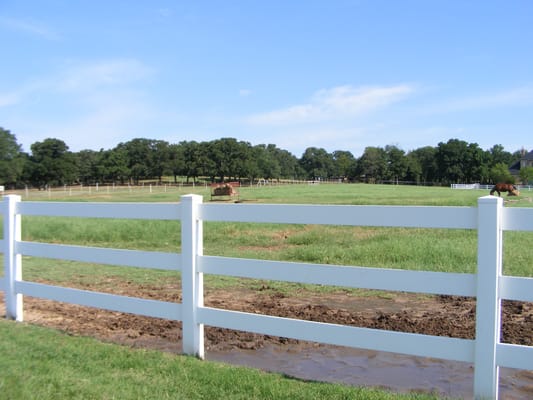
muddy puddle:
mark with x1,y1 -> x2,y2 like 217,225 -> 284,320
3,289 -> 533,398
208,344 -> 533,399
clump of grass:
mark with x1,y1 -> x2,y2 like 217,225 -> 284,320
0,320 -> 441,400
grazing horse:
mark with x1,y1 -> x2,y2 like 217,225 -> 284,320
490,183 -> 520,197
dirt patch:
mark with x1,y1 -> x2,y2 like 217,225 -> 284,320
2,282 -> 533,352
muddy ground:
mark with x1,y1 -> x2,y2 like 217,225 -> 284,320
4,281 -> 533,353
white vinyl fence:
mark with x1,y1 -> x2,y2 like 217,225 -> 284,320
2,194 -> 533,399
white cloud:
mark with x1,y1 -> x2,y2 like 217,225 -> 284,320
57,59 -> 153,92
0,59 -> 153,108
0,91 -> 21,107
422,86 -> 533,115
0,17 -> 60,40
1,58 -> 158,151
246,84 -> 415,125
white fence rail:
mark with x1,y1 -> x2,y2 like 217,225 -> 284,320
1,194 -> 533,399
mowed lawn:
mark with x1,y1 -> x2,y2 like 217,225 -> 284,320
1,183 -> 532,399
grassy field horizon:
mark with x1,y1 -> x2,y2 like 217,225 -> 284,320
7,181 -> 533,207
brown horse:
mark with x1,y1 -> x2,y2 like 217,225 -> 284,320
490,183 -> 520,197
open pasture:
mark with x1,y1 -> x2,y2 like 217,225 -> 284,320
8,183 -> 533,282
15,181 -> 533,206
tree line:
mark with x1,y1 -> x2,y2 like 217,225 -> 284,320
0,126 -> 530,189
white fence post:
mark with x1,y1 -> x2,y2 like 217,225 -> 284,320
3,195 -> 23,321
180,194 -> 205,359
474,195 -> 503,399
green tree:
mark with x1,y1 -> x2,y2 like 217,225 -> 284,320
299,147 -> 335,180
207,138 -> 251,182
76,150 -> 103,185
332,150 -> 357,180
490,163 -> 514,184
269,146 -> 301,179
519,166 -> 533,185
408,146 -> 438,183
27,138 -> 78,187
181,141 -> 211,183
384,145 -> 407,183
149,140 -> 170,182
435,139 -> 469,184
464,143 -> 488,183
251,144 -> 281,182
100,148 -> 130,184
404,152 -> 423,183
167,143 -> 186,183
356,147 -> 387,183
117,138 -> 170,184
489,144 -> 514,167
0,127 -> 25,187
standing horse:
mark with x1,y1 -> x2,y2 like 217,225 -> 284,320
490,183 -> 520,196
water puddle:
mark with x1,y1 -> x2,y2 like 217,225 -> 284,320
207,344 -> 533,399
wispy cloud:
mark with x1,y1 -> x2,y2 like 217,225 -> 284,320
57,59 -> 154,92
0,16 -> 60,40
246,84 -> 415,125
0,58 -> 153,107
1,58 -> 158,151
423,86 -> 533,114
0,91 -> 21,107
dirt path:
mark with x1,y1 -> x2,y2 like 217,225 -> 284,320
3,283 -> 533,352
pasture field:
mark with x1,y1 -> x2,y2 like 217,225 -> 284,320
5,182 -> 533,282
1,183 -> 532,399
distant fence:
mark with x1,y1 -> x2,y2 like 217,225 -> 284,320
2,194 -> 533,399
451,183 -> 533,191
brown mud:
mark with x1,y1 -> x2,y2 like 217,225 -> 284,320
2,283 -> 533,398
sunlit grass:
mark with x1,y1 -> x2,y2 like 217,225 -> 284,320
0,320 -> 441,400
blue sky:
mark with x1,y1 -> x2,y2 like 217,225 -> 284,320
1,1 -> 531,157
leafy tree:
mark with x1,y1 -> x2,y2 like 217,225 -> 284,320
166,143 -> 186,183
384,145 -> 407,183
356,146 -> 387,183
464,143 -> 487,183
489,144 -> 514,167
0,127 -> 25,187
406,146 -> 437,184
269,146 -> 301,179
490,163 -> 514,184
76,150 -> 103,185
117,138 -> 170,184
207,138 -> 251,182
435,139 -> 470,184
519,166 -> 533,185
299,147 -> 335,180
149,140 -> 170,182
27,138 -> 78,187
180,141 -> 212,183
100,148 -> 130,184
332,150 -> 357,180
250,144 -> 281,182
404,152 -> 423,183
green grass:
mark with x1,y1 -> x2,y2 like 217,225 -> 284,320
20,182 -> 533,206
2,183 -> 532,286
0,320 -> 441,400
0,183 -> 531,399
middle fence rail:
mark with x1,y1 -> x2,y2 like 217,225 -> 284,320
2,194 -> 533,399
